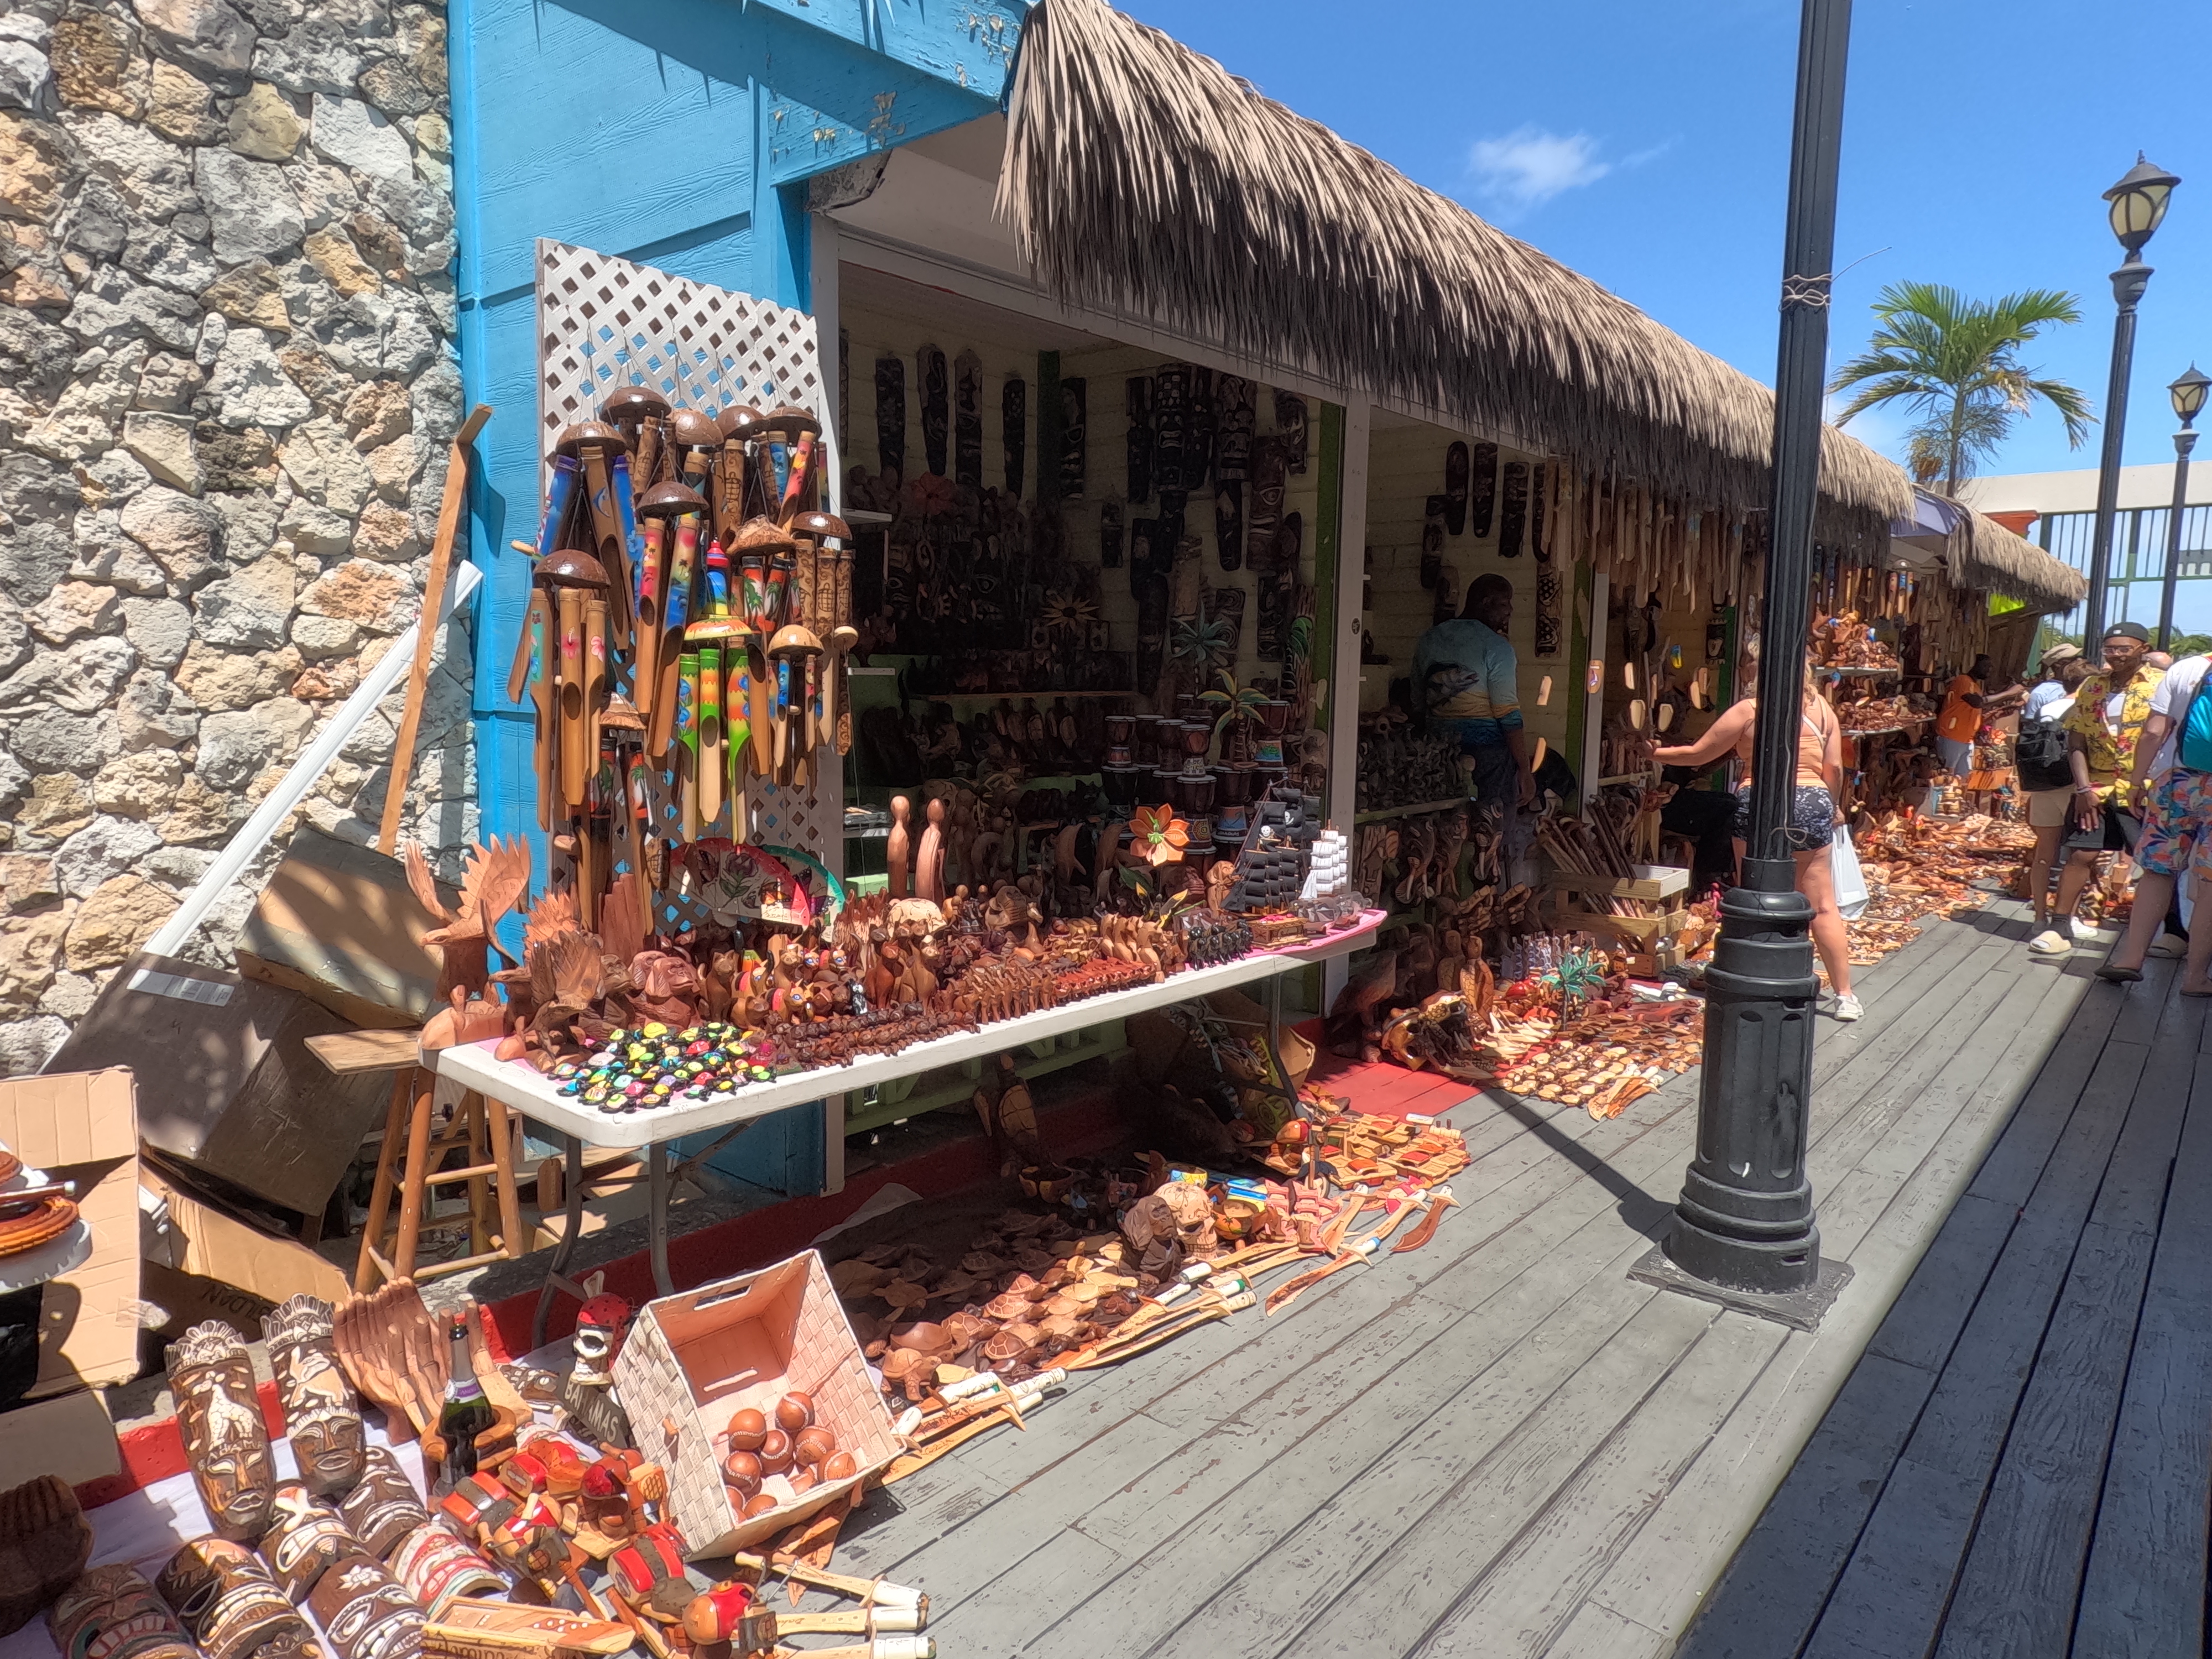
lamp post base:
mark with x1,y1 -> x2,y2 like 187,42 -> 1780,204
1663,870 -> 1824,1294
1630,1244 -> 1854,1332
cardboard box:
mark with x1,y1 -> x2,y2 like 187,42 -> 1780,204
44,953 -> 391,1217
0,1068 -> 142,1396
236,827 -> 452,1029
615,1251 -> 899,1559
0,1383 -> 120,1487
141,1168 -> 349,1309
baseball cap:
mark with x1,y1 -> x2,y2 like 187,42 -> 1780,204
2106,621 -> 2151,643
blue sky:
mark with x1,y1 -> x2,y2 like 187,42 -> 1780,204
1118,0 -> 2212,485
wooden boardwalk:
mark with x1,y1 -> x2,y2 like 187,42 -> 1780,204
826,904 -> 2116,1657
1680,943 -> 2212,1658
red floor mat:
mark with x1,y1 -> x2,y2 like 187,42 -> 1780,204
1296,1020 -> 1476,1120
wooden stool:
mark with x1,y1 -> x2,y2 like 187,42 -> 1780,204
301,1026 -> 530,1292
353,1065 -> 528,1291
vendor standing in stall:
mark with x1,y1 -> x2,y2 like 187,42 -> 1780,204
1413,573 -> 1534,870
1936,653 -> 2026,780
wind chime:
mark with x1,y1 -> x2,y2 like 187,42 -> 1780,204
511,387 -> 853,928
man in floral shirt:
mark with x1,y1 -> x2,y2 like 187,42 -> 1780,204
2031,622 -> 2162,956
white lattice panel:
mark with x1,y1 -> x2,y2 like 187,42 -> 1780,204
535,239 -> 845,874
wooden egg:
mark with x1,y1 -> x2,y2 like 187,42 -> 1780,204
794,1426 -> 837,1468
726,1407 -> 768,1451
740,1492 -> 779,1520
722,1450 -> 761,1486
775,1391 -> 815,1432
821,1451 -> 858,1483
758,1430 -> 794,1474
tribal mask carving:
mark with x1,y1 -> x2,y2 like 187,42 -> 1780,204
167,1322 -> 276,1541
263,1297 -> 366,1499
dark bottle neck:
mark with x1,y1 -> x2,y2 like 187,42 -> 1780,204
447,1324 -> 482,1398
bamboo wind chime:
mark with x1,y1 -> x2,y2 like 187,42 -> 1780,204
511,388 -> 855,928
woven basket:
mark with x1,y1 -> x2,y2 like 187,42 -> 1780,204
613,1250 -> 898,1559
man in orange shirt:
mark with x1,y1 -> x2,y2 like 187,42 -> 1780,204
1936,653 -> 2023,778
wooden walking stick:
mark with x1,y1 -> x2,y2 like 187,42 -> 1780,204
379,404 -> 491,853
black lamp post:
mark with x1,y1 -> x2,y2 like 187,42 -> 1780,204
2081,155 -> 2182,648
2156,366 -> 2209,650
1641,0 -> 1853,1319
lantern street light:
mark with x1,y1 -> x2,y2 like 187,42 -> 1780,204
2155,364 -> 2210,650
2081,154 -> 2183,648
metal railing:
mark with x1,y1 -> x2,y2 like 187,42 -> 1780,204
2037,503 -> 2212,638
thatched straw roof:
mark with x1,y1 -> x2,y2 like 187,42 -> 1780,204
1954,510 -> 2088,612
997,0 -> 1913,530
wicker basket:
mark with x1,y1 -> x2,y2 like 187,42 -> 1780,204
612,1250 -> 898,1559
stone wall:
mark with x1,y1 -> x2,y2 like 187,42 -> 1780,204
0,0 -> 471,1073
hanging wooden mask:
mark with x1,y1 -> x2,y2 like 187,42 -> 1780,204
953,350 -> 983,489
1003,375 -> 1027,498
1151,364 -> 1189,494
1272,392 -> 1308,474
1129,517 -> 1157,593
1246,437 -> 1284,572
1499,461 -> 1528,557
919,344 -> 948,477
874,357 -> 905,481
1469,441 -> 1499,537
1125,375 -> 1154,503
1215,374 -> 1256,482
1530,462 -> 1548,558
1215,480 -> 1244,572
1189,365 -> 1218,491
1444,440 -> 1470,535
1059,377 -> 1087,498
1421,494 -> 1446,587
1100,500 -> 1123,567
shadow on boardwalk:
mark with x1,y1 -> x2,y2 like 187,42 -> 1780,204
807,904 -> 2158,1657
1681,943 -> 2211,1659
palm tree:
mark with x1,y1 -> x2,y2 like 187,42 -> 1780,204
1829,282 -> 2094,495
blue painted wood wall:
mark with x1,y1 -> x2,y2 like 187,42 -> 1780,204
448,0 -> 1025,1191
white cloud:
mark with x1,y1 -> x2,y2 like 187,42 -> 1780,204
1468,126 -> 1611,210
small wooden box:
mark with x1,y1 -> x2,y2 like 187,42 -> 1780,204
1557,901 -> 1686,945
1548,864 -> 1690,903
613,1251 -> 898,1559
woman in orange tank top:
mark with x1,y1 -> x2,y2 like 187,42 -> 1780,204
1652,643 -> 1857,1019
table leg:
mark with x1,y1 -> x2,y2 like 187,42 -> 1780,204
487,1094 -> 525,1258
392,1068 -> 435,1285
646,1141 -> 673,1297
531,1134 -> 587,1351
354,1070 -> 410,1292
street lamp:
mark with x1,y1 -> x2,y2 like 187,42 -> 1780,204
1638,0 -> 1854,1322
2155,364 -> 2210,650
2081,154 -> 2182,647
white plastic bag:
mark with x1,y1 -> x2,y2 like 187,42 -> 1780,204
1832,822 -> 1870,919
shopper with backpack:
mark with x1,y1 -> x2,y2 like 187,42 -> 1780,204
2017,647 -> 2091,945
2095,647 -> 2212,989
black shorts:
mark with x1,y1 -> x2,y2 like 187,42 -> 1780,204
2061,801 -> 2142,855
1733,784 -> 1835,852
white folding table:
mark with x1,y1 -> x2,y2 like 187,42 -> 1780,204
435,913 -> 1384,1341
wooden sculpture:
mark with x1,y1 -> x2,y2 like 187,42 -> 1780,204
0,1475 -> 90,1636
166,1323 -> 277,1542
